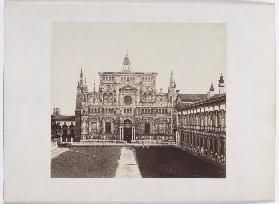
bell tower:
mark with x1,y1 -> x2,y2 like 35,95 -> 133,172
218,73 -> 225,94
208,82 -> 215,98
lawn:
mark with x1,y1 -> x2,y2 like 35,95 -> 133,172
51,146 -> 121,178
51,146 -> 225,178
134,146 -> 225,178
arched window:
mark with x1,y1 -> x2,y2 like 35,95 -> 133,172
108,93 -> 113,102
103,93 -> 108,102
145,123 -> 150,134
56,124 -> 61,135
62,124 -> 68,136
124,119 -> 132,124
69,125 -> 75,136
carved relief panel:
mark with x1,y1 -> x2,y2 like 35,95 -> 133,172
81,116 -> 89,135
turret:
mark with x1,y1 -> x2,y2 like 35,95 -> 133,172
53,107 -> 60,117
75,68 -> 89,142
77,68 -> 88,93
168,69 -> 177,104
218,73 -> 225,94
84,76 -> 88,92
93,82 -> 96,92
208,82 -> 215,98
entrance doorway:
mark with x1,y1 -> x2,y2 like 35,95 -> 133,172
124,127 -> 132,143
123,119 -> 133,143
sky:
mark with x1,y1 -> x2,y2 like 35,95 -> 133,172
52,23 -> 226,115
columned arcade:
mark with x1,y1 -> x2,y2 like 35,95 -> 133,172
177,94 -> 226,166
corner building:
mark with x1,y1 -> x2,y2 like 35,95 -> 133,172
75,54 -> 177,143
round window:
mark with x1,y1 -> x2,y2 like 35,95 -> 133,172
124,96 -> 132,105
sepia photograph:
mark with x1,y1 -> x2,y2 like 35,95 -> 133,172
4,1 -> 276,202
51,23 -> 227,178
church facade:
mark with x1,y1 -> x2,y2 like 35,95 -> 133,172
74,54 -> 177,143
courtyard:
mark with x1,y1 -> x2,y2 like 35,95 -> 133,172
51,146 -> 225,178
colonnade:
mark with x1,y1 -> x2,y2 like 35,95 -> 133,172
177,94 -> 226,165
180,130 -> 226,164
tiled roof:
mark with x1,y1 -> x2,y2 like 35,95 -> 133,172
176,93 -> 226,110
52,115 -> 75,121
178,94 -> 208,103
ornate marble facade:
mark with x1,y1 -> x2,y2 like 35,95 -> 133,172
75,54 -> 177,143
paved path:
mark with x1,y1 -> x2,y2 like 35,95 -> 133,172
115,147 -> 142,178
51,148 -> 69,159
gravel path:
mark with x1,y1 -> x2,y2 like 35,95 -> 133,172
115,147 -> 142,178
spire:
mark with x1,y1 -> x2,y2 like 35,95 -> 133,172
209,81 -> 214,91
85,76 -> 87,85
93,82 -> 96,92
174,80 -> 176,88
169,69 -> 174,87
80,68 -> 84,85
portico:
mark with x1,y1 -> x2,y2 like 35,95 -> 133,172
119,119 -> 136,142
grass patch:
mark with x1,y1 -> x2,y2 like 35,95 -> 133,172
134,146 -> 225,178
51,146 -> 121,178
